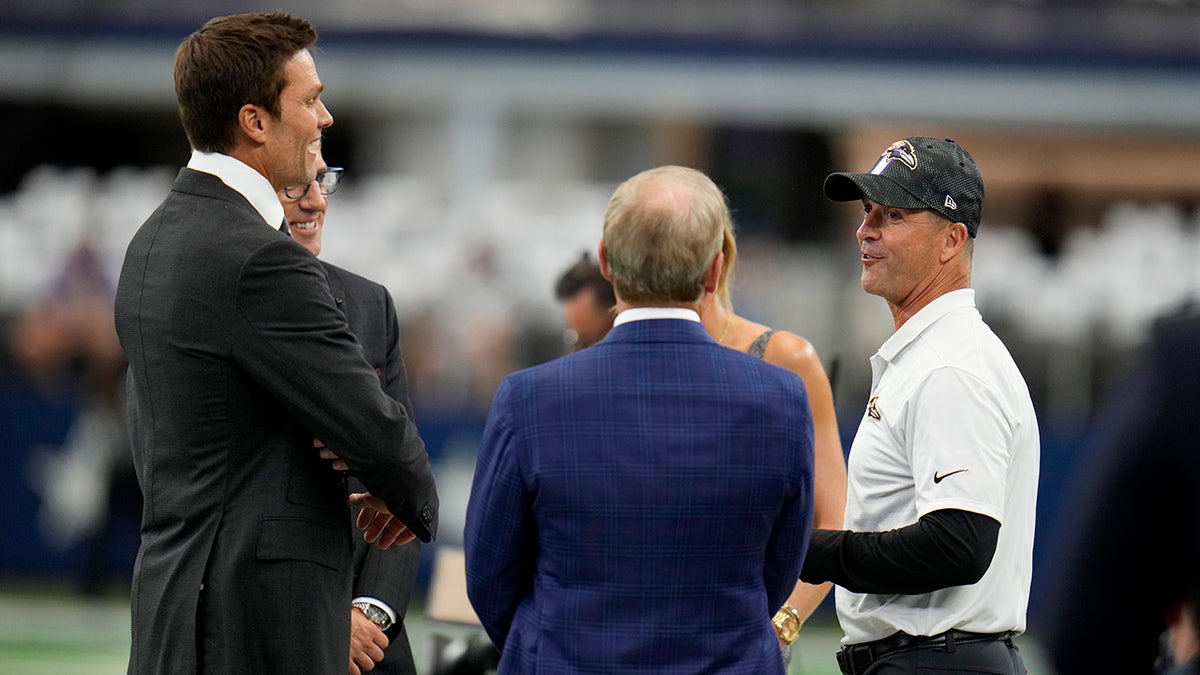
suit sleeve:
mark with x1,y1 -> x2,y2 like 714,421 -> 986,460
381,288 -> 416,420
464,378 -> 535,650
232,239 -> 438,541
353,286 -> 421,623
763,384 -> 816,613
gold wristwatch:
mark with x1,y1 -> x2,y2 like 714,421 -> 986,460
772,604 -> 803,645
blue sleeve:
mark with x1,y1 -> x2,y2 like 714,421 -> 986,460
763,382 -> 816,613
464,378 -> 536,651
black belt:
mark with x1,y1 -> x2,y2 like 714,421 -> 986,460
836,629 -> 1013,675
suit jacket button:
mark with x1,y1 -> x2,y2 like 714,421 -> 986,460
421,504 -> 433,527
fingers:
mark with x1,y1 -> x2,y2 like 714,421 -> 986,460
349,492 -> 391,515
379,519 -> 417,549
351,494 -> 411,549
358,508 -> 384,539
354,642 -> 382,670
317,445 -> 348,471
356,509 -> 415,549
349,610 -> 388,668
313,438 -> 326,448
367,640 -> 384,664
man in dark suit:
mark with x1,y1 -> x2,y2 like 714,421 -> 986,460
282,164 -> 422,675
461,165 -> 815,673
114,13 -> 437,674
1046,307 -> 1200,675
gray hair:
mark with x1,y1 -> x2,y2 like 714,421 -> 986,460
602,166 -> 729,305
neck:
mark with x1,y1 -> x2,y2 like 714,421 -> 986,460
696,293 -> 730,341
888,265 -> 971,329
227,145 -> 275,190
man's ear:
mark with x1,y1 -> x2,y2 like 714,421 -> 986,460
703,251 -> 724,294
598,240 -> 612,281
940,221 -> 969,263
238,104 -> 269,144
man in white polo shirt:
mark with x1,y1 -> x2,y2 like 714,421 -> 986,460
800,137 -> 1039,674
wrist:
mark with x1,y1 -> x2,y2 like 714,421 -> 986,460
352,600 -> 394,632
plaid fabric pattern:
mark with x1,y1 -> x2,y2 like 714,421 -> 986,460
465,318 -> 814,674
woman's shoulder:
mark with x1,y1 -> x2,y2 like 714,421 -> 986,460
761,330 -> 822,376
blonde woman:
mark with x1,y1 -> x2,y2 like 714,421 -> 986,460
699,225 -> 848,653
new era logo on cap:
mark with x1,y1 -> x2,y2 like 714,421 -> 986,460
823,136 -> 985,237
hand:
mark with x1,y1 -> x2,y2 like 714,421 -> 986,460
348,606 -> 389,675
350,492 -> 416,549
315,438 -> 349,471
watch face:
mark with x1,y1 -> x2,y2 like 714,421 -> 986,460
779,619 -> 800,643
355,603 -> 392,630
773,612 -> 800,644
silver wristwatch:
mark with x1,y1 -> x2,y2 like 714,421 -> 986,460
352,601 -> 394,632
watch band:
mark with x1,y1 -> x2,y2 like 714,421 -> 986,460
772,603 -> 803,645
352,601 -> 394,632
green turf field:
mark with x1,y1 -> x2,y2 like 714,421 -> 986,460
0,584 -> 1052,674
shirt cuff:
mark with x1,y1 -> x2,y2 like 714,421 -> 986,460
352,596 -> 397,626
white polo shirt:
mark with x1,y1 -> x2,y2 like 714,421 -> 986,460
837,289 -> 1039,645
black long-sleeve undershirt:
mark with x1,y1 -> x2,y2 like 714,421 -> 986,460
800,508 -> 1001,595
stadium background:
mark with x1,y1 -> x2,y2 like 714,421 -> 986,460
3,1 -> 1199,672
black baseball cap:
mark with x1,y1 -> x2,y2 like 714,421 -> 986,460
823,136 -> 984,237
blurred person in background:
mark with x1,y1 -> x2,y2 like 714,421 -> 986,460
462,165 -> 815,673
114,12 -> 436,674
1046,308 -> 1200,675
553,251 -> 615,350
800,137 -> 1039,674
697,222 -> 847,662
281,163 -> 422,675
11,240 -> 139,595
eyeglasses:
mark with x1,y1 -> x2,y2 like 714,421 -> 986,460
280,167 -> 344,200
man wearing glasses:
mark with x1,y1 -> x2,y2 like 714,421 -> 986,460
279,165 -> 422,675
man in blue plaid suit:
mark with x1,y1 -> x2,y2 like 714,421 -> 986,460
464,165 -> 816,673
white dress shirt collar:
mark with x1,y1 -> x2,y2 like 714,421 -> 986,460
186,150 -> 285,231
612,307 -> 701,327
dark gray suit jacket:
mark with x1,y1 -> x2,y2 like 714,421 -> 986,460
115,168 -> 437,675
322,261 -> 420,675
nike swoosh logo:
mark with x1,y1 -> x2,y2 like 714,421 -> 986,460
933,469 -> 969,484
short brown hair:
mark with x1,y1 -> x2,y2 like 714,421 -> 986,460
174,12 -> 317,153
555,252 -> 615,309
602,166 -> 728,305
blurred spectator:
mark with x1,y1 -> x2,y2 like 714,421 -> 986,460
1046,305 -> 1200,675
1164,603 -> 1200,675
553,251 -> 615,350
11,238 -> 137,594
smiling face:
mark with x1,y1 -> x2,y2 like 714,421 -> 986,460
856,199 -> 951,307
262,49 -> 332,191
281,166 -> 329,256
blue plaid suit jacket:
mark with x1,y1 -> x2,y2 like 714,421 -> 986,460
465,317 -> 815,674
